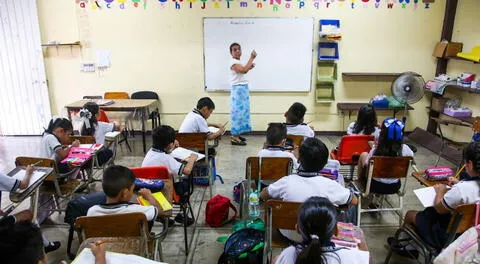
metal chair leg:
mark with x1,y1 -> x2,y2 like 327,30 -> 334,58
182,205 -> 189,255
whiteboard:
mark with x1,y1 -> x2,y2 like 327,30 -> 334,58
203,18 -> 314,92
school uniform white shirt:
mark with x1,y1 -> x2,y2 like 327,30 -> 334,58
347,121 -> 380,141
0,172 -> 20,192
229,58 -> 248,86
257,148 -> 299,169
285,124 -> 315,138
267,173 -> 353,242
179,109 -> 210,134
39,133 -> 62,160
141,148 -> 183,177
442,179 -> 480,211
362,144 -> 414,184
87,202 -> 158,221
94,121 -> 114,144
276,245 -> 369,264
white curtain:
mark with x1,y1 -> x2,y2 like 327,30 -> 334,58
0,0 -> 51,135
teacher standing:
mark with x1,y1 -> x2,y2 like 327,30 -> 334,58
229,43 -> 256,146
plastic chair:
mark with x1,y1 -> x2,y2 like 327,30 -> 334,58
240,157 -> 293,218
131,91 -> 161,129
74,212 -> 166,261
264,200 -> 301,264
330,135 -> 374,180
384,203 -> 477,264
351,156 -> 413,227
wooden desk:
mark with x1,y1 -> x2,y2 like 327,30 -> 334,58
5,166 -> 54,220
411,171 -> 449,187
65,99 -> 159,153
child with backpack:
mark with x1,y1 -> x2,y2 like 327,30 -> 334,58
273,196 -> 368,264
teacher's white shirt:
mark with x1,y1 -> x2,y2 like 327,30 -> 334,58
229,58 -> 248,86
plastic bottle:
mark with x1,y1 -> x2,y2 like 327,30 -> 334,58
248,190 -> 260,218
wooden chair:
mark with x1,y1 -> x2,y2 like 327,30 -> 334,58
330,135 -> 374,180
74,212 -> 165,261
384,203 -> 477,264
68,136 -> 96,144
264,200 -> 301,263
15,157 -> 83,213
286,134 -> 303,148
104,92 -> 133,152
351,156 -> 413,227
240,157 -> 293,218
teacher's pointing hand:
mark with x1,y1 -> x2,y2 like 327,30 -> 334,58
250,50 -> 257,59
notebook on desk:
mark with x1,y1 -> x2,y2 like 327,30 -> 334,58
170,147 -> 205,161
73,248 -> 166,264
11,170 -> 46,193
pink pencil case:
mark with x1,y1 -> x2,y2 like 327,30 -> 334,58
424,166 -> 454,181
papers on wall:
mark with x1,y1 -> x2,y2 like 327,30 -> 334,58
11,170 -> 46,193
170,147 -> 205,161
414,186 -> 437,208
73,248 -> 167,264
96,49 -> 112,69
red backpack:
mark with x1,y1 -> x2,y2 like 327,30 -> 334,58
206,195 -> 238,227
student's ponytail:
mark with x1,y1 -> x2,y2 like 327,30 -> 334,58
464,142 -> 480,173
80,102 -> 99,136
295,197 -> 339,264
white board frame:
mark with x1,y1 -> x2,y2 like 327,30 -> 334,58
203,17 -> 314,93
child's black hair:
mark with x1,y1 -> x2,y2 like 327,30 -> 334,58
352,104 -> 378,135
464,142 -> 480,173
152,125 -> 176,151
295,196 -> 339,264
197,97 -> 215,110
229,42 -> 240,53
286,102 -> 307,124
80,102 -> 99,136
266,123 -> 287,146
102,165 -> 135,198
374,118 -> 404,157
0,221 -> 44,264
45,117 -> 73,134
299,137 -> 328,172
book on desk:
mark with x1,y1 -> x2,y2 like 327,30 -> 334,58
10,169 -> 46,193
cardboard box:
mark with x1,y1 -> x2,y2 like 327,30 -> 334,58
433,42 -> 463,58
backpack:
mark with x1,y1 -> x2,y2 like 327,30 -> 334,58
206,195 -> 237,228
218,228 -> 264,264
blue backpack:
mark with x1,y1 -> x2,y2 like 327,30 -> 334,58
217,228 -> 264,264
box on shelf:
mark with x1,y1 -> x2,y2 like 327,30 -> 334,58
433,42 -> 463,58
431,97 -> 449,112
443,107 -> 472,118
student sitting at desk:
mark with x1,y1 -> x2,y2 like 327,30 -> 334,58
357,118 -> 414,195
390,142 -> 480,256
79,102 -> 118,165
346,104 -> 380,141
142,125 -> 197,225
179,97 -> 225,141
258,123 -> 299,170
0,165 -> 60,253
260,137 -> 358,243
87,165 -> 161,230
39,117 -> 79,173
273,197 -> 368,264
284,102 -> 315,138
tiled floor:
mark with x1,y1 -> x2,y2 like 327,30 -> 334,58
0,134 -> 455,264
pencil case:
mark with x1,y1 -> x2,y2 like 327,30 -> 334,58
424,166 -> 454,181
134,178 -> 164,191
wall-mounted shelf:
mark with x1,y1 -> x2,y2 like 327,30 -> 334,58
342,72 -> 401,78
426,107 -> 474,125
425,85 -> 480,94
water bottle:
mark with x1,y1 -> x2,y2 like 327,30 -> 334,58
248,191 -> 260,218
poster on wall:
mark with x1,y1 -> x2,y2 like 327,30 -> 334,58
75,0 -> 436,11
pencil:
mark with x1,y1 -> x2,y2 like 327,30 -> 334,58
222,121 -> 229,127
94,240 -> 106,246
453,164 -> 465,179
31,161 -> 42,166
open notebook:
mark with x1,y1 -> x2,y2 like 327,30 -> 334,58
170,147 -> 205,161
73,248 -> 167,264
11,170 -> 46,193
413,186 -> 450,208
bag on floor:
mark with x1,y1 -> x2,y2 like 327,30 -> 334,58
425,166 -> 454,181
218,228 -> 264,264
206,195 -> 237,228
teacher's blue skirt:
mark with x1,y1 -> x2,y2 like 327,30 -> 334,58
230,84 -> 252,135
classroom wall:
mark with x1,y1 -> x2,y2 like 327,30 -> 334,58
438,0 -> 480,142
36,0 -> 446,132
